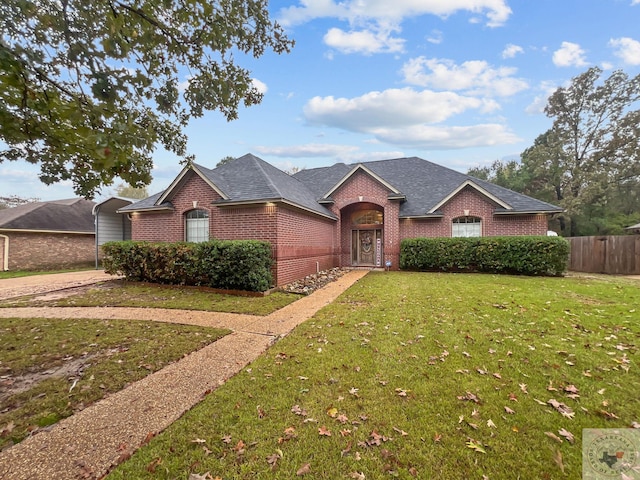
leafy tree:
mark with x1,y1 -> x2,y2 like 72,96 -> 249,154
0,0 -> 293,198
468,158 -> 531,193
521,67 -> 640,236
114,183 -> 149,199
0,195 -> 39,210
216,156 -> 236,167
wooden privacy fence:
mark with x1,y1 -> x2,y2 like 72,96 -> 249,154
568,235 -> 640,275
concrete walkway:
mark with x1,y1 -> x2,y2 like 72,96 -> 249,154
0,270 -> 369,480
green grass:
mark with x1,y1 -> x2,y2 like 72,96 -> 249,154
108,272 -> 639,480
0,280 -> 300,315
0,317 -> 229,449
0,268 -> 92,279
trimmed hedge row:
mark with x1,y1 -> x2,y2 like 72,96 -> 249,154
101,240 -> 273,292
400,236 -> 569,276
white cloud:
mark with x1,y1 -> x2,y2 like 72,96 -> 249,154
632,0 -> 640,5
324,26 -> 404,54
302,87 -> 517,150
255,143 -> 359,157
552,41 -> 588,67
401,57 -> 528,97
279,0 -> 512,29
251,78 -> 268,94
609,37 -> 640,65
372,124 -> 520,149
304,88 -> 499,131
427,29 -> 443,44
502,43 -> 524,59
524,81 -> 558,115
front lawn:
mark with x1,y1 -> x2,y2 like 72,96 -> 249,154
0,317 -> 229,450
0,280 -> 300,315
108,272 -> 639,479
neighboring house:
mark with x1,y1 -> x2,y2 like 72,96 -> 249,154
0,198 -> 95,271
93,197 -> 134,268
627,222 -> 640,234
119,154 -> 562,286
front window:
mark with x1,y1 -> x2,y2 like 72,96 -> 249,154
351,209 -> 383,225
185,209 -> 209,242
452,216 -> 481,237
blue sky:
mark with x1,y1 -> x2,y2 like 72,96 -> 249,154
2,0 -> 640,201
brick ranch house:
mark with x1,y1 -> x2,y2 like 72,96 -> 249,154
118,154 -> 562,286
0,198 -> 96,271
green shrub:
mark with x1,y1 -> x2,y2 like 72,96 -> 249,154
400,236 -> 569,276
102,240 -> 273,292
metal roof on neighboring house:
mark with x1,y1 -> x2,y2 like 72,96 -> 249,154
0,198 -> 96,233
119,154 -> 562,218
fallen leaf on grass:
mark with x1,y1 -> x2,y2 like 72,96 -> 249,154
632,422 -> 640,429
519,383 -> 528,394
558,428 -> 575,444
140,431 -> 156,446
0,421 -> 15,437
553,449 -> 565,473
266,451 -> 281,470
327,407 -> 338,418
221,434 -> 232,444
598,410 -> 619,420
545,431 -> 563,443
492,372 -> 502,379
547,399 -> 575,419
146,457 -> 162,473
433,433 -> 442,443
504,406 -> 515,414
318,426 -> 332,436
337,414 -> 349,424
191,438 -> 207,444
457,392 -> 481,404
296,463 -> 311,476
349,472 -> 365,480
487,419 -> 497,429
395,388 -> 409,397
189,473 -> 214,480
393,427 -> 408,436
466,440 -> 486,453
291,405 -> 307,416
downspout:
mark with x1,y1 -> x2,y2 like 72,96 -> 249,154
94,205 -> 100,270
0,234 -> 8,271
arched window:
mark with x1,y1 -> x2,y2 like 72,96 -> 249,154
452,216 -> 481,237
351,209 -> 383,225
185,209 -> 209,242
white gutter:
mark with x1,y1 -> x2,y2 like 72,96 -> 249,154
0,234 -> 8,271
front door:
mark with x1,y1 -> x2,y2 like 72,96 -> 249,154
351,229 -> 383,266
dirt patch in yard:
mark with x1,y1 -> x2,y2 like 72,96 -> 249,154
0,353 -> 97,406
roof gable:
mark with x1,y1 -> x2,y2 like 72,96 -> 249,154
157,163 -> 229,205
323,164 -> 403,199
428,179 -> 512,213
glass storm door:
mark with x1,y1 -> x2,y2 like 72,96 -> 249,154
351,229 -> 383,266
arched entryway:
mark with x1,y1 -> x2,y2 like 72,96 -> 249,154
343,203 -> 384,267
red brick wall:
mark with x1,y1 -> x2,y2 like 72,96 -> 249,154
328,170 -> 402,269
1,231 -> 95,270
132,172 -> 222,242
399,186 -> 549,238
274,208 -> 338,285
131,172 -> 340,285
